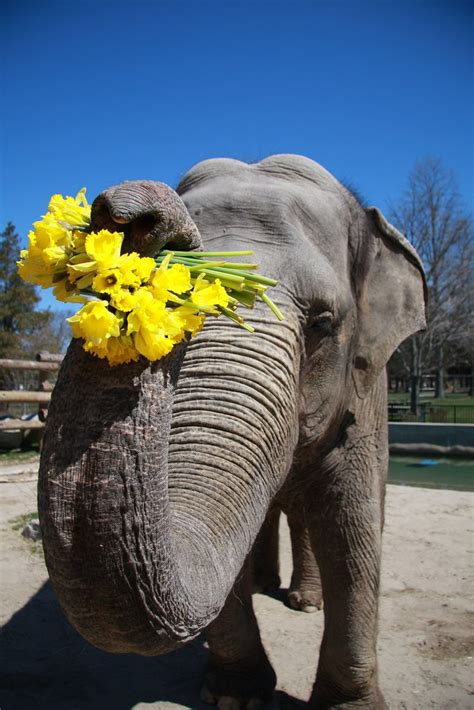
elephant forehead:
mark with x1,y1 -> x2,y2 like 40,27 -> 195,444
182,175 -> 350,248
182,177 -> 351,314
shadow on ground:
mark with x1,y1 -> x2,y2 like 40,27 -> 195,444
0,582 -> 302,709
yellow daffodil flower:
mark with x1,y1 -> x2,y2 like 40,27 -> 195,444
109,288 -> 140,312
150,262 -> 191,299
41,245 -> 69,269
191,275 -> 229,310
125,253 -> 156,282
48,189 -> 90,228
133,328 -> 174,361
172,306 -> 205,336
32,216 -> 70,249
70,230 -> 87,253
52,278 -> 85,304
17,252 -> 55,288
67,300 -> 121,346
17,188 -> 279,366
92,267 -> 124,295
67,230 -> 124,284
84,334 -> 140,366
85,230 -> 123,269
126,289 -> 169,336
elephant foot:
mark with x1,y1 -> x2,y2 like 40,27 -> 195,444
287,588 -> 323,613
309,684 -> 387,709
202,654 -> 276,709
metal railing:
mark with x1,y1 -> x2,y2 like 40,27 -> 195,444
388,402 -> 474,424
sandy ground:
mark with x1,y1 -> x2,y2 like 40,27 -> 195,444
0,467 -> 473,709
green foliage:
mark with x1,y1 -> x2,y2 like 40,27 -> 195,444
0,222 -> 52,358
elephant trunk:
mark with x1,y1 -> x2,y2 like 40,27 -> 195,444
38,305 -> 300,655
90,180 -> 203,256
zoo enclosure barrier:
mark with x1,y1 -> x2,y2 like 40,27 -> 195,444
0,352 -> 64,434
388,402 -> 474,424
1,356 -> 472,429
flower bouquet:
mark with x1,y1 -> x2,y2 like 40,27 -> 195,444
17,189 -> 283,366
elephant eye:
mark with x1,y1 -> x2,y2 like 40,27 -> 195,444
309,310 -> 334,333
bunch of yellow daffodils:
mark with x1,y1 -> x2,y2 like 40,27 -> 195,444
17,189 -> 283,366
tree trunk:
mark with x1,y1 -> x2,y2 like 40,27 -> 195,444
434,367 -> 444,399
409,336 -> 420,417
434,345 -> 445,399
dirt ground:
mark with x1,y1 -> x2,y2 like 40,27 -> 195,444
0,464 -> 473,709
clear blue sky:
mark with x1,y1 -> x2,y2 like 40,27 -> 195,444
1,0 -> 472,311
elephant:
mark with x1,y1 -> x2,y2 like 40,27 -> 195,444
38,154 -> 426,709
252,505 -> 323,613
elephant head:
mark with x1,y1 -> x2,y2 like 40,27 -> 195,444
38,155 -> 426,657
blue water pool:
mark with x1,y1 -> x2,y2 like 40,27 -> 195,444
388,456 -> 474,491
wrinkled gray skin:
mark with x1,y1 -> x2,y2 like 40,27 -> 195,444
38,155 -> 426,709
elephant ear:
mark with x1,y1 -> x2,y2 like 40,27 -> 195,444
352,207 -> 427,399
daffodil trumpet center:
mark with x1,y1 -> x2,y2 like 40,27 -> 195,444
17,189 -> 283,366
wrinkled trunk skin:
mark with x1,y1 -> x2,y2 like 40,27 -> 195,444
38,302 -> 300,655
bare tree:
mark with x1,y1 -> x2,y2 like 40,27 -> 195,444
388,158 -> 473,413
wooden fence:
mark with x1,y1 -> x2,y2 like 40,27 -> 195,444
0,352 -> 64,432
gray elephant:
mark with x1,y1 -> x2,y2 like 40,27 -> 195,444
253,505 -> 323,613
38,155 -> 426,708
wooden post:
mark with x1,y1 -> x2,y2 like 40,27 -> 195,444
0,354 -> 63,448
35,352 -> 63,447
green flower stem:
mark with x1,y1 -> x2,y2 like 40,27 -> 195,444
179,299 -> 219,316
156,256 -> 227,269
230,271 -> 278,286
208,262 -> 259,269
155,255 -> 195,266
260,292 -> 284,321
161,250 -> 254,257
187,277 -> 244,293
156,254 -> 277,290
188,261 -> 228,270
188,261 -> 259,271
193,268 -> 244,284
228,290 -> 257,308
163,257 -> 259,271
242,284 -> 265,295
218,306 -> 255,332
165,293 -> 186,305
216,279 -> 246,291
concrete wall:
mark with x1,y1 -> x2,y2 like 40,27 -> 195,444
389,422 -> 474,447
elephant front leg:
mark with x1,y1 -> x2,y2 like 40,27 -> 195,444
202,558 -> 277,709
307,441 -> 386,709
